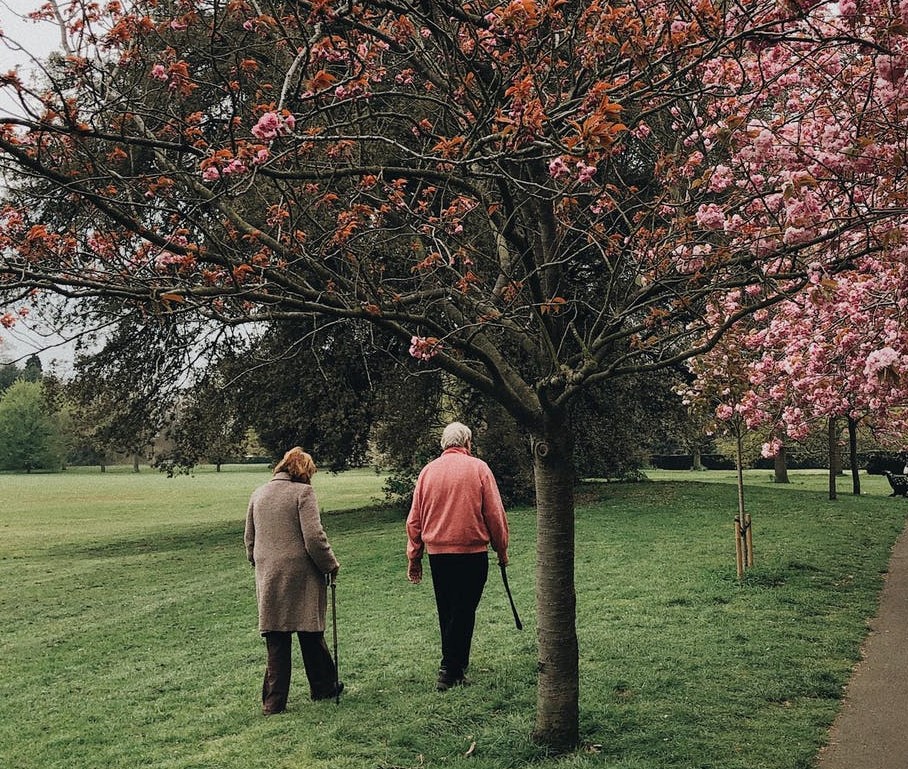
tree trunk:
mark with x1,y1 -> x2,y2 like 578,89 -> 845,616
848,416 -> 861,496
735,427 -> 746,520
531,412 -> 579,752
828,417 -> 837,501
773,444 -> 790,484
133,453 -> 140,473
691,446 -> 703,472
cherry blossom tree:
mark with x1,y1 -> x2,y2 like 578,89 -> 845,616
681,309 -> 771,576
772,271 -> 908,495
3,0 -> 908,750
695,265 -> 908,501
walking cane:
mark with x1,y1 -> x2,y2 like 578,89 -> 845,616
327,572 -> 340,705
499,563 -> 523,630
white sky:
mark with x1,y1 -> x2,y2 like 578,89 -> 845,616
0,1 -> 60,118
0,1 -> 75,371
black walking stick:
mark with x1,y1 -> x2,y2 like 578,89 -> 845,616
499,563 -> 523,630
327,572 -> 340,705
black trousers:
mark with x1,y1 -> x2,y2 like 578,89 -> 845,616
428,552 -> 489,678
262,631 -> 336,712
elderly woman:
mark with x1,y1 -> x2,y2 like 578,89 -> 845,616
244,447 -> 342,713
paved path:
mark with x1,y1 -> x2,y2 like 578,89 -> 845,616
815,521 -> 908,769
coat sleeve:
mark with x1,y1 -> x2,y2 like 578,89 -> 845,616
243,495 -> 256,564
298,486 -> 339,574
480,466 -> 509,556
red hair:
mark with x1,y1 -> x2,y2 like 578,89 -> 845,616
273,447 -> 317,482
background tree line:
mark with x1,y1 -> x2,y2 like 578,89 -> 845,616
1,317 -> 702,492
3,319 -> 896,489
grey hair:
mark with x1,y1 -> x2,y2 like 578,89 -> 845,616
440,421 -> 472,449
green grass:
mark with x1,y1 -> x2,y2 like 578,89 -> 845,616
1,466 -> 905,768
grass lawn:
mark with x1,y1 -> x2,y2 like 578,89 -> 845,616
0,465 -> 905,768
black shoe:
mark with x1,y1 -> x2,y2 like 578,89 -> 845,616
312,681 -> 344,701
436,670 -> 467,691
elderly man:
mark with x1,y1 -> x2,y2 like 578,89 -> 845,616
406,421 -> 510,691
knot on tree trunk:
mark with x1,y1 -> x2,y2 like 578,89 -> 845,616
532,439 -> 550,459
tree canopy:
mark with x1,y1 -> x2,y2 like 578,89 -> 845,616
2,0 -> 908,750
0,378 -> 66,471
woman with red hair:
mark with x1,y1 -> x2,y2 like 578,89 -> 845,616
244,447 -> 342,713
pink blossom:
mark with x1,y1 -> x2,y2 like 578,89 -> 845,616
761,439 -> 782,458
839,0 -> 858,18
202,167 -> 221,181
865,347 -> 901,377
409,335 -> 441,360
708,164 -> 734,192
251,113 -> 281,140
577,163 -> 597,184
223,159 -> 247,176
715,404 -> 734,420
150,64 -> 168,81
251,111 -> 295,141
548,157 -> 570,180
696,203 -> 726,230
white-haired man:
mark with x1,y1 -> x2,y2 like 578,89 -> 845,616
406,421 -> 510,691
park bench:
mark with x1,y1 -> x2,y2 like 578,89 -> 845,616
884,470 -> 908,497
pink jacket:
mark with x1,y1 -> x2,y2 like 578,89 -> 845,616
406,446 -> 509,561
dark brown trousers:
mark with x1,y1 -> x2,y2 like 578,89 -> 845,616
261,631 -> 337,712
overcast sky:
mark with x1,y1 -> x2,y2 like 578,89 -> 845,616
1,2 -> 76,371
0,1 -> 59,117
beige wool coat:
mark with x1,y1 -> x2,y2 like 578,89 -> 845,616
244,472 -> 339,633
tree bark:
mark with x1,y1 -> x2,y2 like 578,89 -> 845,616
828,417 -> 838,501
531,412 -> 579,752
692,446 -> 703,471
848,416 -> 861,496
773,444 -> 790,484
735,427 -> 746,520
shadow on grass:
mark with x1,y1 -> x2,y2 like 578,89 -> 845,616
50,521 -> 243,559
49,504 -> 407,560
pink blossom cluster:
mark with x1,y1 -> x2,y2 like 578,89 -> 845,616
864,347 -> 902,378
202,159 -> 247,182
548,157 -> 597,184
687,252 -> 908,458
409,336 -> 442,361
200,146 -> 270,183
251,111 -> 296,141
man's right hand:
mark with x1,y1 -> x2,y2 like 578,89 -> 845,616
407,558 -> 423,584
